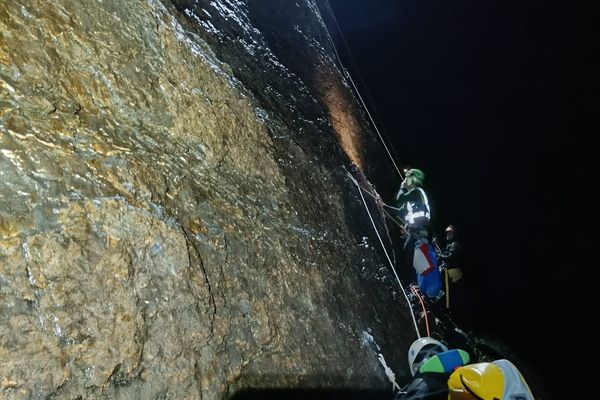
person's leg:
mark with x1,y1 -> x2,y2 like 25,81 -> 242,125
403,233 -> 416,269
400,233 -> 418,283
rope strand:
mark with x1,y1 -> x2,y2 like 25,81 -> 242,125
316,1 -> 404,179
348,172 -> 421,339
410,285 -> 431,337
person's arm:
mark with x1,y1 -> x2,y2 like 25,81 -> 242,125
394,179 -> 408,202
447,242 -> 459,261
438,248 -> 448,261
440,242 -> 460,266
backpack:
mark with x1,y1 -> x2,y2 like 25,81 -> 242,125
413,241 -> 442,298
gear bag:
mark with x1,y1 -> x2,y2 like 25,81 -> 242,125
413,241 -> 436,275
413,241 -> 442,298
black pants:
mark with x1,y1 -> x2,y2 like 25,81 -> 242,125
403,234 -> 416,267
445,274 -> 472,329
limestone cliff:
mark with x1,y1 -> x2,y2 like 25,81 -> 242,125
1,1 -> 412,399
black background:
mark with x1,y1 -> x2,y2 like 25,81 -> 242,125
327,0 -> 598,398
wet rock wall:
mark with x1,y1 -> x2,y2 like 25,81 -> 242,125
1,1 -> 410,399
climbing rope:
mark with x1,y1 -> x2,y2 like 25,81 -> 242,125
410,285 -> 431,337
349,178 -> 410,236
349,173 -> 445,339
378,353 -> 402,391
316,1 -> 404,180
348,172 -> 421,339
379,208 -> 397,266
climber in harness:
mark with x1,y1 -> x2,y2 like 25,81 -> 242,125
435,224 -> 466,315
393,168 -> 431,248
437,225 -> 462,282
392,169 -> 441,299
394,337 -> 535,400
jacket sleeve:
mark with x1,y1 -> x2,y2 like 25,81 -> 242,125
440,242 -> 460,264
394,187 -> 405,202
394,378 -> 430,400
393,373 -> 450,400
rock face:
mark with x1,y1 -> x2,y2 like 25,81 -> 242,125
1,1 -> 411,399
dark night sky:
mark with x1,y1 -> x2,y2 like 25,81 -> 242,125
327,0 -> 597,398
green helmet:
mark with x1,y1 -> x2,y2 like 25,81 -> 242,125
405,168 -> 425,186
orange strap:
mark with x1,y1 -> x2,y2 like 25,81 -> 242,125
410,285 -> 430,337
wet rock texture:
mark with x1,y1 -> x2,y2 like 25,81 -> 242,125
1,1 -> 410,399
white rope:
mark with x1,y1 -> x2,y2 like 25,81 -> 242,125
378,353 -> 401,391
344,70 -> 404,180
315,1 -> 404,180
350,180 -> 408,235
351,181 -> 403,213
362,330 -> 402,391
348,172 -> 421,339
350,180 -> 398,264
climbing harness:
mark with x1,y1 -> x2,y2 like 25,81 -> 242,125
348,172 -> 421,339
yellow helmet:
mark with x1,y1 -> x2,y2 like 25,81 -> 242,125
448,360 -> 534,400
448,362 -> 503,399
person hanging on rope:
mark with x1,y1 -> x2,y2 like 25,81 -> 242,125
393,169 -> 431,248
391,169 -> 441,299
434,224 -> 471,322
437,225 -> 462,281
